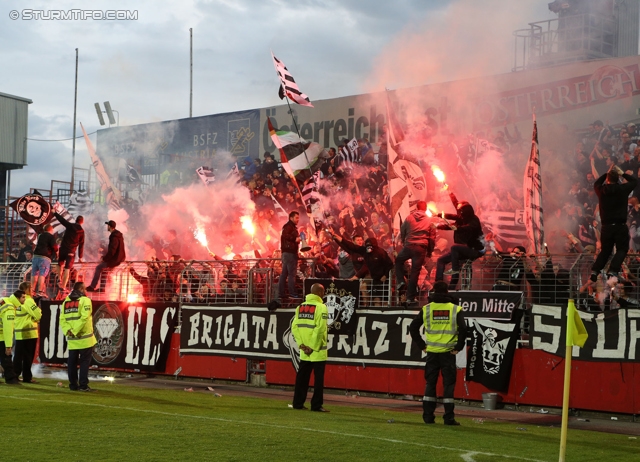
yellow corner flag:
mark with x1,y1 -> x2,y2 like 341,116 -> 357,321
566,299 -> 588,348
559,299 -> 589,462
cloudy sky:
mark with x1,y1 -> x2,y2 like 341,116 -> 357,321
1,0 -> 554,196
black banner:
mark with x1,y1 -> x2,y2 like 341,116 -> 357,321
452,291 -> 523,320
530,305 -> 640,362
466,311 -> 523,392
181,306 -> 429,367
40,300 -> 179,372
303,278 -> 359,335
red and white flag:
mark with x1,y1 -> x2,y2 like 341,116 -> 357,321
523,114 -> 544,254
271,51 -> 313,107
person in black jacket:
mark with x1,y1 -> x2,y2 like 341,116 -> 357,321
54,212 -> 85,290
590,165 -> 638,282
277,211 -> 301,300
330,232 -> 393,306
32,224 -> 59,297
435,191 -> 484,290
87,220 -> 126,292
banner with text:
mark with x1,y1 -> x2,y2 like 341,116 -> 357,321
39,300 -> 179,372
452,291 -> 523,320
180,306 -> 430,367
530,304 -> 640,361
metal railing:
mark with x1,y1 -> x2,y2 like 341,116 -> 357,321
1,252 -> 629,314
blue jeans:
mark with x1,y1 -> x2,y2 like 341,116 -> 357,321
32,256 -> 51,277
436,245 -> 482,290
278,252 -> 299,299
395,244 -> 428,300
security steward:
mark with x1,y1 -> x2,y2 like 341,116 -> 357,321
291,283 -> 329,412
13,282 -> 42,383
409,281 -> 467,425
60,282 -> 97,392
1,290 -> 27,384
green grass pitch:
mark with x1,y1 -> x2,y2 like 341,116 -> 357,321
3,379 -> 638,461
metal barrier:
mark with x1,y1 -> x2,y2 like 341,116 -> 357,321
1,253 -> 628,315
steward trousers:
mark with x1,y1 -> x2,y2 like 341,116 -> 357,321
13,338 -> 38,382
292,360 -> 325,411
423,351 -> 457,424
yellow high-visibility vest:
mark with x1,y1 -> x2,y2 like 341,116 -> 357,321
422,302 -> 462,353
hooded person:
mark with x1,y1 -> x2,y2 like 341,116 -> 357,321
395,201 -> 436,305
329,232 -> 393,306
435,190 -> 484,290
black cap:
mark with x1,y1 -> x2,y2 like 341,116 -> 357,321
105,220 -> 116,228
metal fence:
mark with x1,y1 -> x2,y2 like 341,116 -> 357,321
1,252 -> 629,315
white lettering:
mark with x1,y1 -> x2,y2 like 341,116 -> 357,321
201,314 -> 214,347
352,317 -> 370,355
263,314 -> 279,350
336,335 -> 351,354
223,315 -> 234,346
531,305 -> 561,353
215,315 -> 222,345
141,307 -> 156,366
188,312 -> 200,346
371,321 -> 390,356
627,310 -> 640,360
125,307 -> 143,364
592,310 -> 626,358
401,317 -> 413,357
234,313 -> 249,348
252,316 -> 266,348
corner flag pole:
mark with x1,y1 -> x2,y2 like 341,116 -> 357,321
558,299 -> 575,462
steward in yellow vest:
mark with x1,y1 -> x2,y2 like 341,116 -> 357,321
291,283 -> 330,412
0,290 -> 26,384
13,282 -> 42,383
409,282 -> 467,426
60,282 -> 97,391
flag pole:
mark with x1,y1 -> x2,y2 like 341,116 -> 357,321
558,299 -> 575,462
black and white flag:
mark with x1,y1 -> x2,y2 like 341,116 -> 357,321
466,310 -> 522,392
50,201 -> 75,238
271,51 -> 313,107
301,171 -> 321,204
196,166 -> 215,186
339,138 -> 360,167
67,189 -> 92,217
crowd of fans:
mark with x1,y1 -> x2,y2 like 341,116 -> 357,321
8,117 -> 640,312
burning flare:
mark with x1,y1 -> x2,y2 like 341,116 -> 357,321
431,165 -> 446,183
240,215 -> 255,237
193,224 -> 212,252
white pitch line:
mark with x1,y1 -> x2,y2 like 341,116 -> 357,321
7,395 -> 548,462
